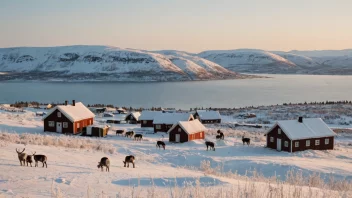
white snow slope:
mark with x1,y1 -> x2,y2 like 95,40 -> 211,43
199,49 -> 352,75
0,46 -> 245,82
0,108 -> 351,197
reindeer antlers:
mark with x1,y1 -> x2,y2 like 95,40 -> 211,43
32,151 -> 36,156
16,148 -> 25,154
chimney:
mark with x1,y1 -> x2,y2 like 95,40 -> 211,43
298,117 -> 303,123
65,100 -> 68,106
72,100 -> 75,106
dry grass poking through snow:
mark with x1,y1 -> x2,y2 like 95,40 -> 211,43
0,131 -> 116,154
50,177 -> 351,198
199,160 -> 352,194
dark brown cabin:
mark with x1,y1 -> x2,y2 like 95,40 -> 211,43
42,100 -> 95,135
168,119 -> 206,143
265,117 -> 336,152
125,112 -> 141,124
194,110 -> 221,124
153,113 -> 194,133
139,111 -> 163,128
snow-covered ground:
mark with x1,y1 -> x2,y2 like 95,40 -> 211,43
0,106 -> 351,197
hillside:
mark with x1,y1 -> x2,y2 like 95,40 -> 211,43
0,46 -> 248,82
199,49 -> 352,75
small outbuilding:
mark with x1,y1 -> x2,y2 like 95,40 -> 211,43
139,111 -> 163,127
194,110 -> 221,124
265,117 -> 336,152
125,112 -> 141,124
86,125 -> 110,137
42,100 -> 95,134
153,113 -> 194,133
168,119 -> 206,143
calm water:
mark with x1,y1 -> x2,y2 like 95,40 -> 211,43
0,74 -> 352,109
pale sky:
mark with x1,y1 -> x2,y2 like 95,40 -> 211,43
1,0 -> 352,52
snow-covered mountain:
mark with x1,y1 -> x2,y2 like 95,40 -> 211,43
199,49 -> 352,75
0,46 -> 246,82
1,46 -> 352,80
198,49 -> 297,74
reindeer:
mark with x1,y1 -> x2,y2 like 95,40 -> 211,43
32,152 -> 48,168
205,141 -> 215,151
242,135 -> 251,146
123,155 -> 135,168
134,134 -> 143,141
16,148 -> 27,166
156,141 -> 165,150
125,131 -> 135,138
216,135 -> 222,140
116,129 -> 125,136
97,157 -> 110,172
217,130 -> 224,140
26,154 -> 33,167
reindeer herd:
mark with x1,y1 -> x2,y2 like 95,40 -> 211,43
16,148 -> 48,168
15,129 -> 251,172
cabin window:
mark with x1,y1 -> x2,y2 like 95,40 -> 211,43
57,112 -> 61,118
284,141 -> 288,147
63,122 -> 68,128
48,121 -> 55,127
200,133 -> 202,138
270,137 -> 274,142
143,120 -> 147,124
315,140 -> 320,146
178,128 -> 181,132
325,138 -> 329,145
156,125 -> 161,129
295,142 -> 299,147
306,140 -> 310,147
77,123 -> 80,129
278,128 -> 281,134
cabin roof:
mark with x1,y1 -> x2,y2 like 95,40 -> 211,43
266,118 -> 336,140
139,111 -> 163,120
42,102 -> 95,122
153,113 -> 193,124
168,119 -> 206,135
127,112 -> 141,121
196,110 -> 221,120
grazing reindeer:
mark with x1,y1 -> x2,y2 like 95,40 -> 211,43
216,135 -> 222,140
156,141 -> 166,150
26,154 -> 33,167
16,148 -> 27,166
217,130 -> 224,140
32,152 -> 48,168
116,130 -> 125,136
123,155 -> 135,168
97,157 -> 110,172
125,131 -> 135,138
242,135 -> 251,146
134,134 -> 143,141
205,141 -> 215,151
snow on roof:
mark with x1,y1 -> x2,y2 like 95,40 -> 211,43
153,113 -> 193,124
266,118 -> 336,140
168,119 -> 206,135
196,110 -> 221,120
139,111 -> 163,120
42,102 -> 95,122
127,112 -> 141,121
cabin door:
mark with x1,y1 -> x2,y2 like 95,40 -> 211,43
56,122 -> 62,133
175,134 -> 180,143
277,138 -> 281,151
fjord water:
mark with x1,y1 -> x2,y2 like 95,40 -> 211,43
0,74 -> 351,109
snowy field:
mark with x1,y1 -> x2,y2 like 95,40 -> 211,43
0,106 -> 351,197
